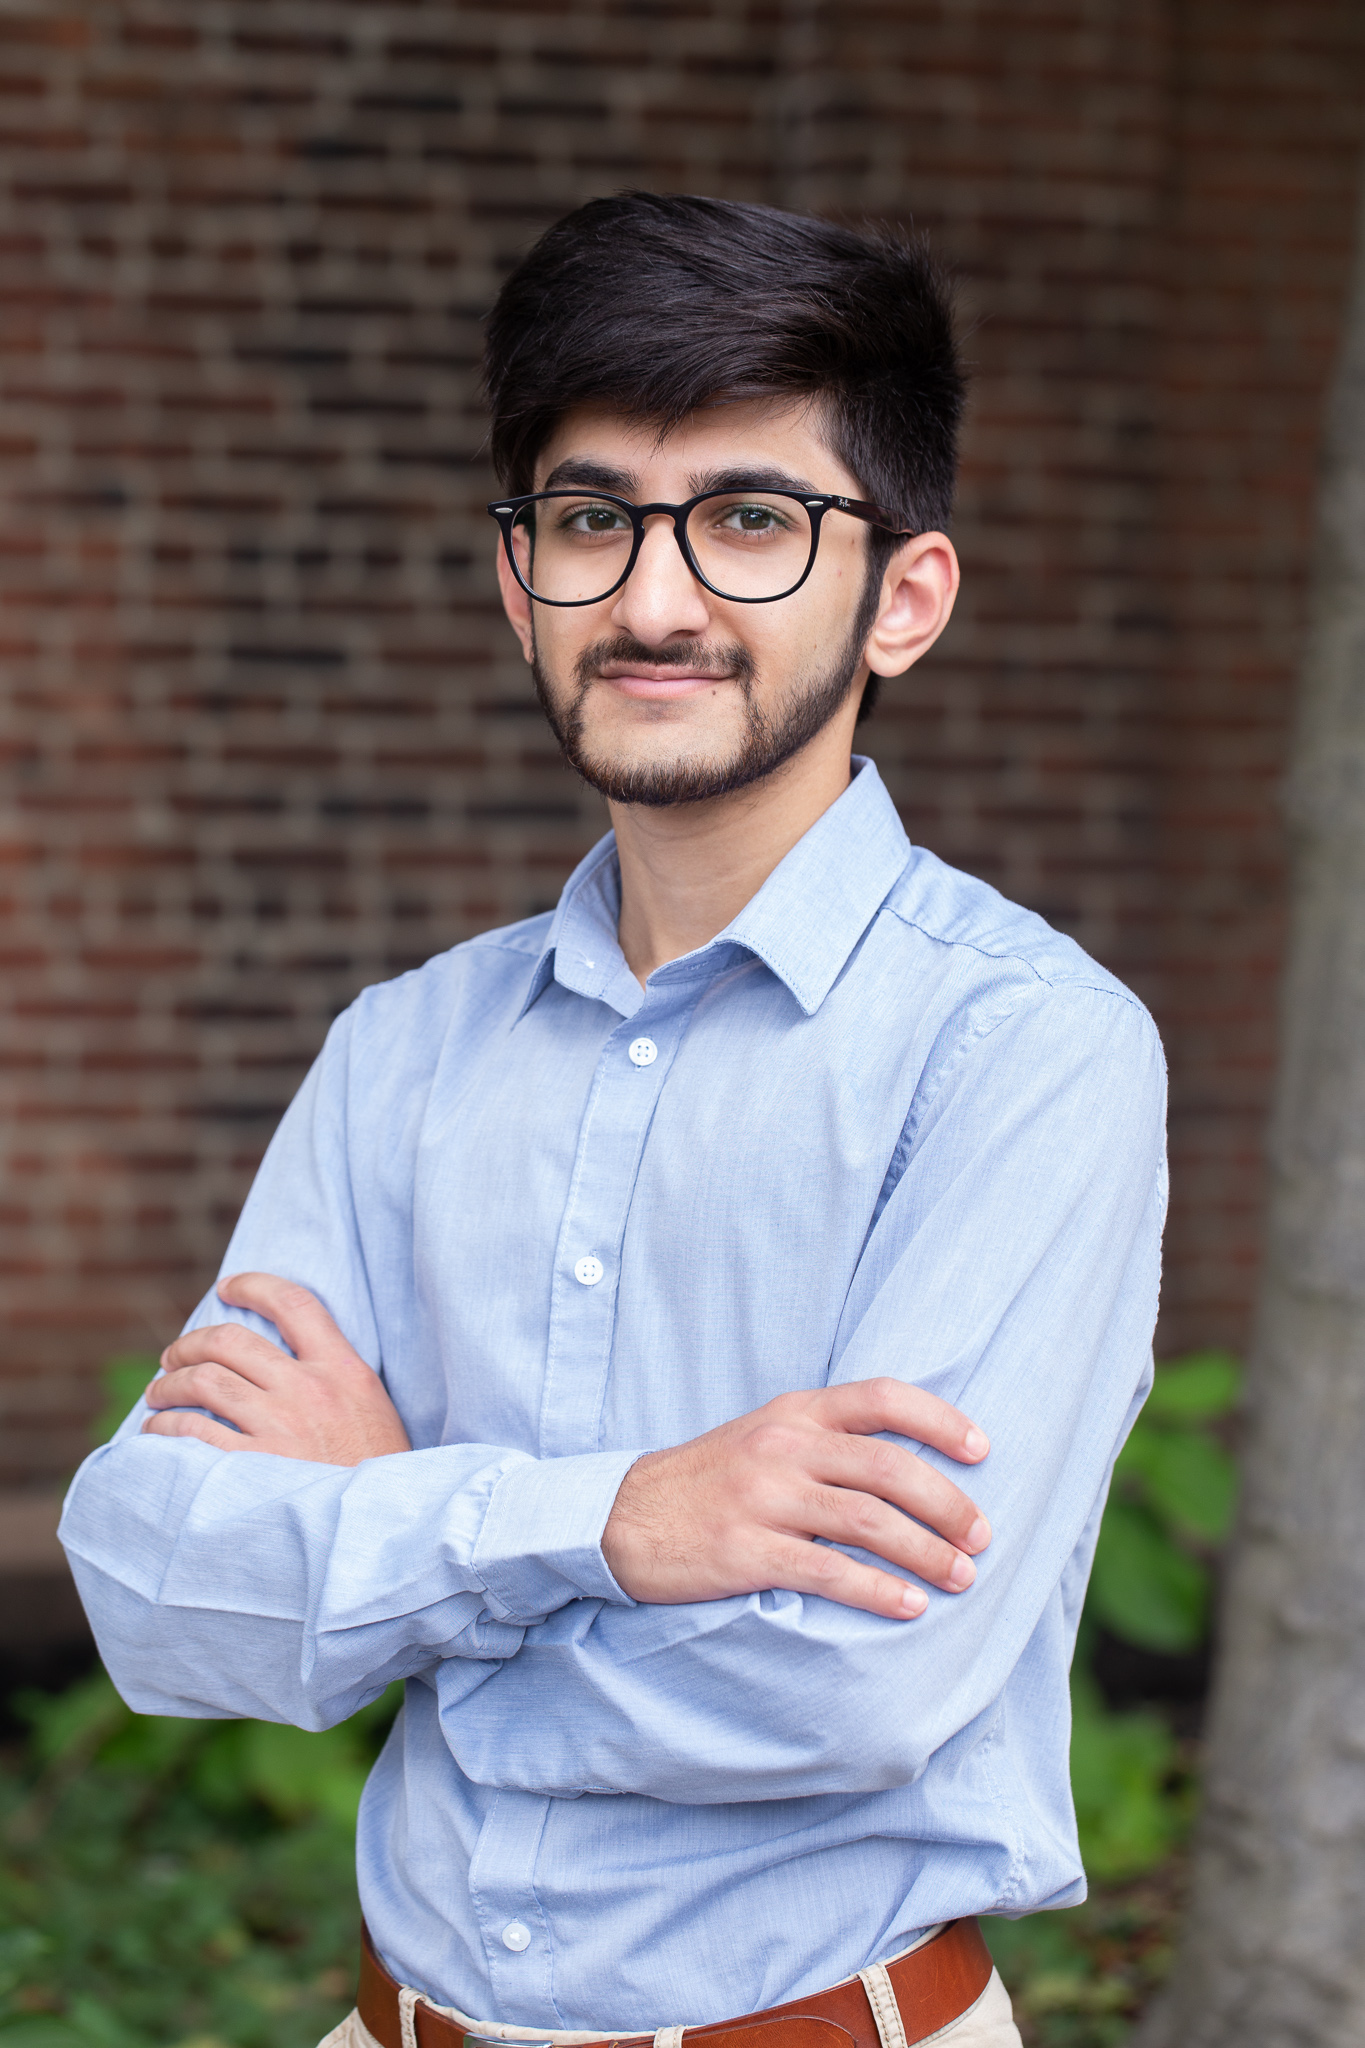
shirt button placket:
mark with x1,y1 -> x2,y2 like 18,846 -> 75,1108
539,1000 -> 686,1460
468,1789 -> 557,2021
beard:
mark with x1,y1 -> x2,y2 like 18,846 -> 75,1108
530,597 -> 876,809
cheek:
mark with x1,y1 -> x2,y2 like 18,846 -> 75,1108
753,600 -> 832,675
530,610 -> 596,683
822,529 -> 864,591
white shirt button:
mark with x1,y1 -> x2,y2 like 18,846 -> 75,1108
628,1036 -> 658,1067
501,1920 -> 531,1952
573,1255 -> 604,1286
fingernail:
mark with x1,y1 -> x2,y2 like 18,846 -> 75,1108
900,1586 -> 927,1617
964,1427 -> 989,1458
965,1516 -> 992,1552
946,1553 -> 976,1590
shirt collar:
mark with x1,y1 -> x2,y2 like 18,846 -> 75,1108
517,757 -> 912,1022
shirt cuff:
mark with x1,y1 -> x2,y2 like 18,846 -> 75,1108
473,1449 -> 641,1622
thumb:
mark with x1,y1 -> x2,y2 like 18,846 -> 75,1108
217,1271 -> 363,1365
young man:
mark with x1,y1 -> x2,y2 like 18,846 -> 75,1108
61,195 -> 1166,2048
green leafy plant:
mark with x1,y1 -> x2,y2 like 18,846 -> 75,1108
1087,1352 -> 1240,1654
88,1357 -> 158,1448
0,1672 -> 400,2047
1069,1351 -> 1241,1881
0,1354 -> 400,2045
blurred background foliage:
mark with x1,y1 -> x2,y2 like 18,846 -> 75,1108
0,1353 -> 1240,2048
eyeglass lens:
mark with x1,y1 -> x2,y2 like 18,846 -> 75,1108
510,492 -> 816,604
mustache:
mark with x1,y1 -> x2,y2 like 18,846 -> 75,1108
572,636 -> 756,691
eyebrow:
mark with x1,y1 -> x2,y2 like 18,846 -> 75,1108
537,460 -> 822,501
541,458 -> 638,494
687,465 -> 821,498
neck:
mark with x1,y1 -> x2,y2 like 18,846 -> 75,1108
611,728 -> 857,986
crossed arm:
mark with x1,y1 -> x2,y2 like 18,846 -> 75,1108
144,1269 -> 994,1622
63,976 -> 1165,1774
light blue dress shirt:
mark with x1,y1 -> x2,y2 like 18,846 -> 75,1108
61,759 -> 1167,2033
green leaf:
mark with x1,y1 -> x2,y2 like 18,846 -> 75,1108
97,1711 -> 208,1783
14,1673 -> 131,1770
1144,1351 -> 1242,1425
0,1668 -> 365,2048
90,1357 -> 159,1447
0,2024 -> 94,2048
0,1930 -> 51,2001
63,1996 -> 141,2048
1088,1500 -> 1209,1652
1135,1429 -> 1238,1543
1069,1671 -> 1187,1881
237,1723 -> 371,1829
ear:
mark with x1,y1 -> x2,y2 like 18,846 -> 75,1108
861,532 -> 960,678
496,533 -> 536,664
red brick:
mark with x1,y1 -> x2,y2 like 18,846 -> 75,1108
0,0 -> 1361,1478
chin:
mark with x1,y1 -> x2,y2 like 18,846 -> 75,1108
587,745 -> 729,784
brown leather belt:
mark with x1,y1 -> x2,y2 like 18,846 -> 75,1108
358,1918 -> 994,2048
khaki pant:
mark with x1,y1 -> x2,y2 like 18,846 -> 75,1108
317,1966 -> 1021,2048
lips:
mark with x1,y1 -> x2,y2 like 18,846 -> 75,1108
596,668 -> 735,699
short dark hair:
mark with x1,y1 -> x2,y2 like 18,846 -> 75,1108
482,192 -> 964,717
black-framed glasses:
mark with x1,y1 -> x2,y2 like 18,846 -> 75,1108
487,487 -> 914,607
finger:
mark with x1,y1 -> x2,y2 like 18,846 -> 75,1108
144,1361 -> 266,1429
762,1535 -> 930,1620
811,1432 -> 991,1553
161,1321 -> 290,1390
141,1409 -> 250,1453
814,1378 -> 989,1463
796,1486 -> 977,1592
217,1272 -> 362,1367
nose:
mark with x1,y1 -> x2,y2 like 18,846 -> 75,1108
609,513 -> 711,646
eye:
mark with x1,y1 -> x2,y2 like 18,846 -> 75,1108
559,501 -> 631,535
719,501 -> 791,534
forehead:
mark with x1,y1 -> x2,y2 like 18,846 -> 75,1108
532,395 -> 861,494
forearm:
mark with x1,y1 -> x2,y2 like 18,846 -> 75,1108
60,1422 -> 636,1725
440,1407 -> 1126,1804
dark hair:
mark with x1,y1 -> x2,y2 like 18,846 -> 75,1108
483,192 -> 964,717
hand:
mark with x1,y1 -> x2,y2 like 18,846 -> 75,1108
142,1273 -> 411,1466
601,1379 -> 991,1620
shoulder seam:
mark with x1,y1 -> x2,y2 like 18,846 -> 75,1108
887,907 -> 1046,981
885,901 -> 1144,1006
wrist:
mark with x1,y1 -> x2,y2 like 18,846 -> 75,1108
600,1449 -> 660,1594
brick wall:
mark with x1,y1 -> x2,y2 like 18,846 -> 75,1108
2,0 -> 1363,1490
